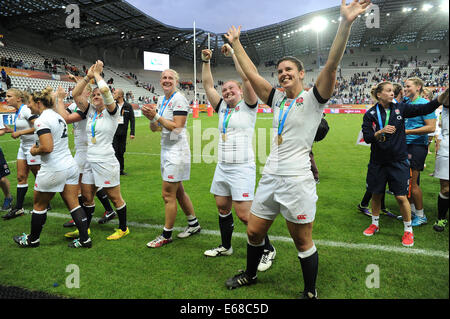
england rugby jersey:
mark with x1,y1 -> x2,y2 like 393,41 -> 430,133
263,86 -> 327,176
14,104 -> 38,147
84,104 -> 119,162
33,109 -> 75,171
67,102 -> 88,151
156,91 -> 189,149
437,107 -> 449,157
215,99 -> 257,164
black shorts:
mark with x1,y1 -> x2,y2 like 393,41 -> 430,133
0,147 -> 11,178
407,144 -> 428,171
366,159 -> 411,196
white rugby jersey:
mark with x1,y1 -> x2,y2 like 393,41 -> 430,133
263,87 -> 327,176
216,99 -> 257,164
0,115 -> 4,129
14,104 -> 38,147
85,104 -> 119,162
67,102 -> 88,151
34,109 -> 75,171
437,107 -> 449,157
156,91 -> 189,149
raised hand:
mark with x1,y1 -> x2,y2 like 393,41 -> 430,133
221,44 -> 233,57
340,0 -> 372,24
93,60 -> 104,75
224,25 -> 241,45
201,49 -> 212,62
87,64 -> 96,79
56,86 -> 67,100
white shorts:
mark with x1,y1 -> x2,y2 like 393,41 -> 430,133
251,173 -> 318,224
82,161 -> 120,188
74,149 -> 87,173
210,162 -> 255,201
161,147 -> 190,182
34,164 -> 79,193
17,143 -> 41,165
434,155 -> 449,180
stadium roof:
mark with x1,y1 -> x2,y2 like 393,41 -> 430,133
0,0 -> 448,66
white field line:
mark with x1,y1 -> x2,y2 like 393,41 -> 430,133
43,211 -> 449,259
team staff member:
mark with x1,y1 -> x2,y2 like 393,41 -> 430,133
13,87 -> 91,248
362,82 -> 448,246
142,69 -> 201,248
113,88 -> 135,176
403,78 -> 437,226
222,0 -> 372,299
0,116 -> 13,211
433,102 -> 449,232
2,89 -> 41,220
72,61 -> 130,241
201,44 -> 276,272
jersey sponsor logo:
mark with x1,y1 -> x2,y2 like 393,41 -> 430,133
30,159 -> 36,163
104,181 -> 111,185
168,175 -> 174,179
242,193 -> 249,198
297,214 -> 307,220
397,115 -> 402,120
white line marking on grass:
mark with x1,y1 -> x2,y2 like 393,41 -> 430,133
45,211 -> 449,259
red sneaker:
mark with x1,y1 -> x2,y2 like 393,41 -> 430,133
402,231 -> 414,247
363,224 -> 379,236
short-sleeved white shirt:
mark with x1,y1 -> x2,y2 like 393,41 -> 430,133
156,91 -> 189,150
437,107 -> 449,157
14,104 -> 38,147
34,109 -> 76,171
85,104 -> 119,162
67,102 -> 88,151
216,99 -> 257,164
263,87 -> 327,176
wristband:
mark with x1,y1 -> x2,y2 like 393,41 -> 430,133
96,79 -> 115,105
151,114 -> 161,123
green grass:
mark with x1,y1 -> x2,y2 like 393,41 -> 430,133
0,113 -> 448,299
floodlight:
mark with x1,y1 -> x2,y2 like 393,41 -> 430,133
422,4 -> 433,11
311,17 -> 328,32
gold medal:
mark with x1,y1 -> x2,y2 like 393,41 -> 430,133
222,133 -> 227,142
379,135 -> 386,142
91,137 -> 96,144
277,135 -> 283,145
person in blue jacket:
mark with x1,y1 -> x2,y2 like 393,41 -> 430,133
361,81 -> 448,247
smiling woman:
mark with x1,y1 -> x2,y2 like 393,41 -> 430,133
141,68 -> 202,249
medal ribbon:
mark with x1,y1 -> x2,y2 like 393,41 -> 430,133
222,100 -> 241,135
14,104 -> 24,132
91,110 -> 99,139
376,104 -> 390,131
277,91 -> 303,136
159,92 -> 176,116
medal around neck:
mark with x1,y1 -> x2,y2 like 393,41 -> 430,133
91,137 -> 97,144
222,133 -> 227,142
277,135 -> 283,145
